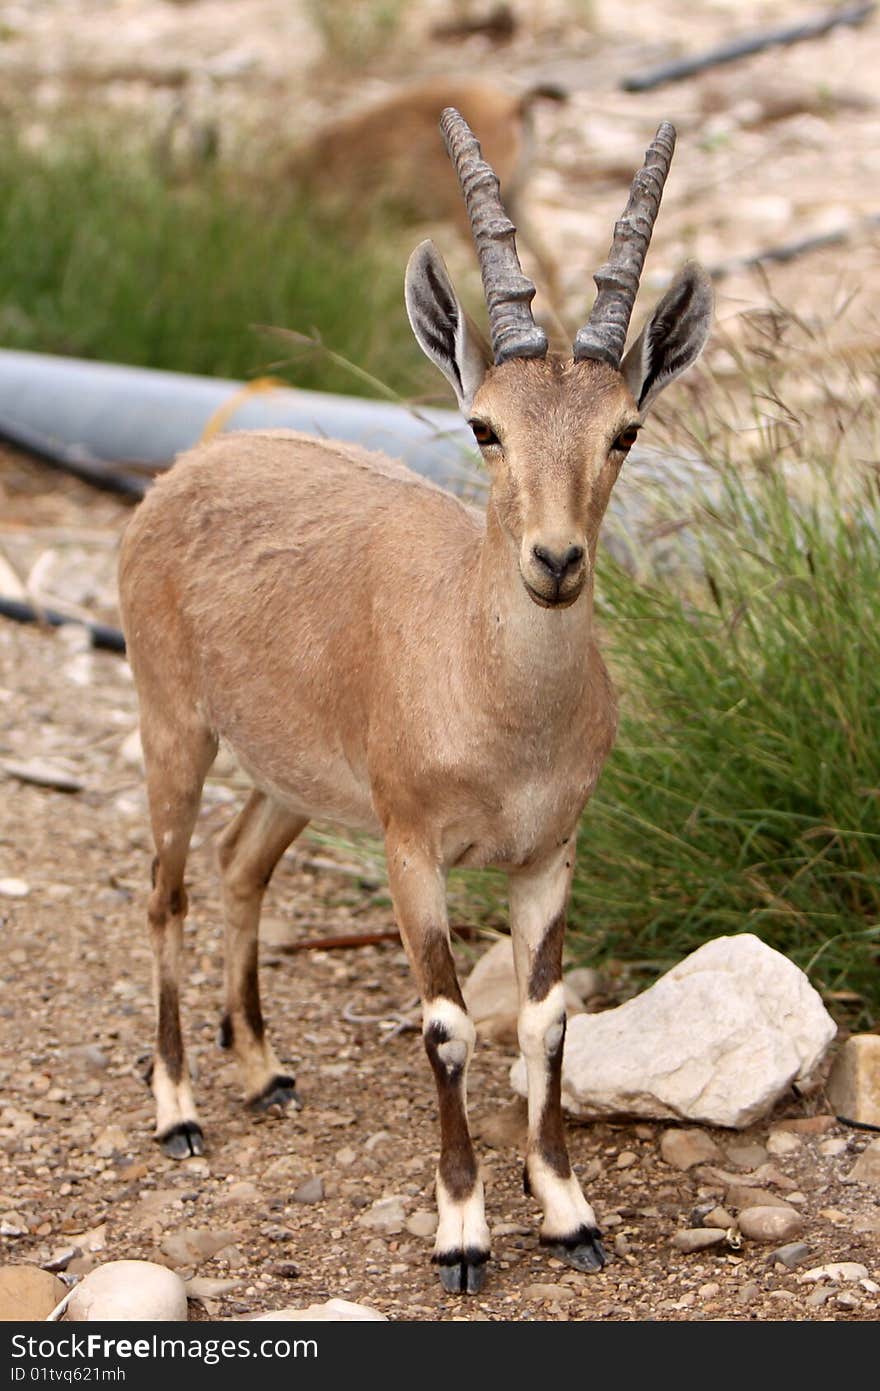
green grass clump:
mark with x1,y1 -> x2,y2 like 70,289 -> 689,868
570,349 -> 880,1024
0,126 -> 430,398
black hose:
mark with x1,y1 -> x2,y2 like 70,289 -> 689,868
0,597 -> 126,653
0,417 -> 150,500
621,2 -> 876,92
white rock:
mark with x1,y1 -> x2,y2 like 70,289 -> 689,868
766,1129 -> 803,1156
843,1139 -> 880,1185
510,934 -> 836,1128
66,1261 -> 188,1321
463,936 -> 583,1030
799,1263 -> 870,1285
737,1208 -> 805,1243
355,1196 -> 407,1235
827,1035 -> 880,1128
0,878 -> 29,898
254,1299 -> 386,1321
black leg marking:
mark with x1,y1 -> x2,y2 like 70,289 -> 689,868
242,939 -> 265,1042
421,931 -> 465,1008
157,979 -> 184,1085
537,1015 -> 571,1180
217,1012 -> 233,1050
247,1073 -> 301,1113
528,910 -> 566,1002
158,1120 -> 205,1160
541,1225 -> 607,1273
424,1020 -> 478,1202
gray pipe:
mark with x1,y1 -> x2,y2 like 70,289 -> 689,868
0,348 -> 479,493
0,348 -> 706,569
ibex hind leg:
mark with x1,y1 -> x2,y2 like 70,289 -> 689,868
217,790 -> 307,1114
142,718 -> 218,1159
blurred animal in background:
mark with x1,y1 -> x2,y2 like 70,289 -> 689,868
288,78 -> 567,309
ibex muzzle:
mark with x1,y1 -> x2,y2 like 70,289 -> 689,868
119,106 -> 712,1299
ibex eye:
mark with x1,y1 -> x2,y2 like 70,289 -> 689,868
612,425 -> 640,453
469,420 -> 500,448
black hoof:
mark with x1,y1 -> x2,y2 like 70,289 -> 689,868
542,1225 -> 606,1273
248,1074 -> 302,1114
158,1121 -> 205,1160
434,1248 -> 489,1295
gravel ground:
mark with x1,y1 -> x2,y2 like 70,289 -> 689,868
1,450 -> 878,1322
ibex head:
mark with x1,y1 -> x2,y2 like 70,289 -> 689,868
405,108 -> 712,609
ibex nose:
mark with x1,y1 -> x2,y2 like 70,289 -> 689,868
532,544 -> 584,581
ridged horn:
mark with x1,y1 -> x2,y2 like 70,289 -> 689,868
573,122 -> 676,368
440,107 -> 548,365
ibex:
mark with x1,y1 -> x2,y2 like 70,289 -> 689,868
119,110 -> 712,1295
287,79 -> 566,305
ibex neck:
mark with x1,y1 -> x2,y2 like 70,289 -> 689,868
470,502 -> 595,713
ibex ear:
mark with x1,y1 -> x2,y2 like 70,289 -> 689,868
621,262 -> 713,413
405,240 -> 491,412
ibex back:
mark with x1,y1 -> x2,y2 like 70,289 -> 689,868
119,109 -> 712,1295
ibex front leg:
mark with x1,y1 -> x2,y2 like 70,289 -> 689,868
509,843 -> 606,1272
385,838 -> 490,1294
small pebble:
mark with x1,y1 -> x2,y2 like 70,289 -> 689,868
523,1283 -> 575,1304
798,1262 -> 869,1284
725,1142 -> 768,1169
660,1129 -> 721,1171
774,1116 -> 835,1135
737,1207 -> 805,1243
835,1292 -> 860,1311
405,1210 -> 438,1240
766,1129 -> 802,1156
819,1137 -> 849,1157
356,1196 -> 406,1236
818,1207 -> 848,1223
616,1150 -> 637,1169
767,1242 -> 811,1270
703,1206 -> 736,1230
0,878 -> 29,898
292,1176 -> 324,1205
671,1228 -> 728,1253
805,1286 -> 835,1309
